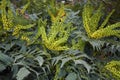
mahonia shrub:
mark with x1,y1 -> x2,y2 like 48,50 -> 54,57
82,1 -> 120,39
0,0 -> 119,80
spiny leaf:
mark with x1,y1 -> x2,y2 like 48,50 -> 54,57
74,60 -> 92,73
0,51 -> 13,65
65,72 -> 77,80
17,67 -> 30,80
35,56 -> 44,67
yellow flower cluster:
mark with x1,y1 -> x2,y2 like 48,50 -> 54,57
90,28 -> 112,39
12,25 -> 22,37
82,1 -> 120,39
21,35 -> 30,42
12,24 -> 35,42
1,11 -> 14,31
39,18 -> 72,51
1,0 -> 14,31
82,1 -> 93,37
48,3 -> 66,23
91,22 -> 120,39
2,14 -> 10,30
104,60 -> 120,79
0,0 -> 34,44
20,2 -> 30,15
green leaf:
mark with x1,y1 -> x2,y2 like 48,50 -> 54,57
0,43 -> 15,52
0,62 -> 6,71
52,55 -> 63,65
60,57 -> 72,68
74,60 -> 91,73
58,69 -> 66,78
65,72 -> 77,80
12,65 -> 19,78
17,67 -> 30,80
0,51 -> 13,65
35,56 -> 44,66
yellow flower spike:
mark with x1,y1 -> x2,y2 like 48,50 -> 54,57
104,61 -> 120,80
7,9 -> 14,27
48,1 -> 66,23
12,24 -> 35,43
20,2 -> 30,15
57,6 -> 66,17
2,14 -> 9,30
91,22 -> 120,39
82,1 -> 120,39
1,0 -> 14,31
21,36 -> 30,42
48,9 -> 56,22
39,18 -> 73,51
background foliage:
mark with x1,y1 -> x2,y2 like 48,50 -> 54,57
0,0 -> 120,80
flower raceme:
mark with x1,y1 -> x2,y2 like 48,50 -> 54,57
82,1 -> 120,39
39,18 -> 73,51
104,60 -> 120,79
1,0 -> 14,31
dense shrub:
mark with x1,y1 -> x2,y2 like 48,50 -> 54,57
0,0 -> 120,80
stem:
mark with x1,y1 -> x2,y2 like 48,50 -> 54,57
54,64 -> 60,80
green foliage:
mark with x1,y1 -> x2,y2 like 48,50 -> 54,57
0,51 -> 13,68
0,0 -> 120,80
17,67 -> 30,80
72,38 -> 86,51
0,40 -> 97,80
102,0 -> 120,22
